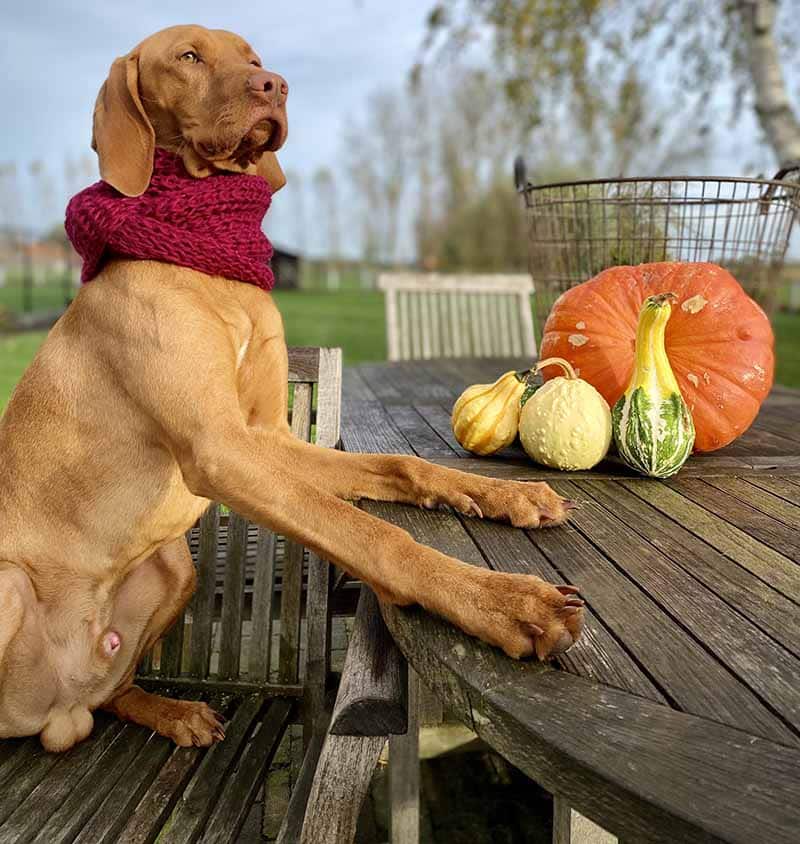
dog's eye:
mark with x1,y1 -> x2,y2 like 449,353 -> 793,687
250,60 -> 262,67
180,51 -> 200,63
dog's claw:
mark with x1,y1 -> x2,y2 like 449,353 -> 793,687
565,597 -> 585,607
562,499 -> 580,511
466,498 -> 483,519
555,584 -> 580,595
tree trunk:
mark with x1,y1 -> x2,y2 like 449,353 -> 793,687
739,0 -> 800,166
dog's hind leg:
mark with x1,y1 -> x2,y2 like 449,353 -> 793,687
100,537 -> 225,747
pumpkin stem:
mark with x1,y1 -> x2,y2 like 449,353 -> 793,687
534,357 -> 578,380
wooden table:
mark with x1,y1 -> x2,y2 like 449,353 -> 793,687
341,358 -> 800,844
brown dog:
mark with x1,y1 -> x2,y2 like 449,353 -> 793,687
0,25 -> 583,753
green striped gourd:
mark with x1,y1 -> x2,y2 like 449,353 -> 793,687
611,293 -> 695,478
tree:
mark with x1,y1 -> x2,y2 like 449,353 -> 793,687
419,0 -> 800,167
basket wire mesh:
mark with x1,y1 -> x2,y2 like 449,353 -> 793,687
515,161 -> 800,339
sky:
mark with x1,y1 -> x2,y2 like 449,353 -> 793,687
0,0 -> 434,248
1,0 -> 796,258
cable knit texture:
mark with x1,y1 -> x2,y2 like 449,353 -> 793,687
65,148 -> 275,291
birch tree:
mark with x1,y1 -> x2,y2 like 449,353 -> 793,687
420,0 -> 800,167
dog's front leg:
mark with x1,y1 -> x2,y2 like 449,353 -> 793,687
177,425 -> 583,660
235,432 -> 574,528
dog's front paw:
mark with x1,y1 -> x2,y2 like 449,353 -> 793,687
157,700 -> 226,747
441,477 -> 576,529
454,569 -> 584,660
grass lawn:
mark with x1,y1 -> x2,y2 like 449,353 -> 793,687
1,291 -> 798,411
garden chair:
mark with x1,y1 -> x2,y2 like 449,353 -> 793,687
378,273 -> 536,361
0,346 -> 408,844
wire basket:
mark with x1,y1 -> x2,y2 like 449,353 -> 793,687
514,159 -> 800,339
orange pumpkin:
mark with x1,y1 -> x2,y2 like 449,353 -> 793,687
539,262 -> 774,452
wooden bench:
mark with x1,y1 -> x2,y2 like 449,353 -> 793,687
0,346 -> 408,844
378,273 -> 536,360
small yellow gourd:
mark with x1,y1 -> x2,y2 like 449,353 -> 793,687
452,370 -> 529,455
519,357 -> 612,471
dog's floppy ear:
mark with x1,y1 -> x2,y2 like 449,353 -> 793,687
92,53 -> 155,197
256,151 -> 286,192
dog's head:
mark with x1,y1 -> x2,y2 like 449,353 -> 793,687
92,24 -> 287,197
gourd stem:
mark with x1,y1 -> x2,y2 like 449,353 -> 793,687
534,357 -> 577,380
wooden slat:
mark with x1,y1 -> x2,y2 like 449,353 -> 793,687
385,288 -> 401,361
303,551 -> 331,744
248,527 -> 278,682
286,346 -> 320,382
158,694 -> 266,844
553,479 -> 800,742
217,512 -> 249,680
0,742 -> 59,827
385,405 -> 457,459
315,347 -> 342,448
672,477 -> 800,559
201,699 -> 292,844
574,479 -> 800,658
298,733 -> 385,844
279,382 -> 313,684
460,516 -> 666,702
747,474 -> 800,506
73,732 -> 175,843
621,480 -> 800,603
378,273 -> 534,294
527,499 -> 797,746
0,719 -> 124,841
389,668 -> 420,844
32,725 -> 152,844
189,504 -> 220,678
426,453 -> 800,480
329,585 -> 407,736
383,598 -> 800,844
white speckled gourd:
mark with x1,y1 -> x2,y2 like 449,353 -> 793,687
518,357 -> 612,471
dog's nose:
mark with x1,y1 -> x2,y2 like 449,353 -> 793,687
248,70 -> 288,103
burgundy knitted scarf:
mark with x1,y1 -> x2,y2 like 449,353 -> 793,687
65,148 -> 275,291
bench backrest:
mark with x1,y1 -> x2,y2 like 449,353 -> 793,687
138,347 -> 342,704
378,273 -> 536,360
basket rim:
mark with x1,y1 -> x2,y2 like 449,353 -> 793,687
518,174 -> 800,193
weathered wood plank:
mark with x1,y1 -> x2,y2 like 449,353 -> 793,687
158,694 -> 266,844
0,719 -> 123,840
425,453 -> 800,480
0,742 -> 59,827
218,511 -> 249,680
620,480 -> 800,602
528,501 -> 797,746
460,516 -> 666,702
188,504 -> 220,678
304,551 -> 331,745
381,602 -> 800,844
389,668 -> 420,844
286,346 -> 321,382
574,479 -> 800,658
554,479 -> 800,742
746,474 -> 800,506
73,732 -> 175,843
671,478 -> 800,559
279,383 -> 313,685
299,732 -> 386,844
248,527 -> 277,682
329,585 -> 407,737
32,725 -> 152,844
202,699 -> 293,844
704,475 -> 800,530
385,404 -> 458,459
